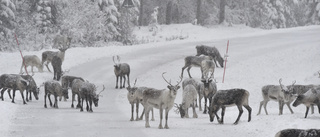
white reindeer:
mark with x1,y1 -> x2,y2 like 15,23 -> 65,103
257,79 -> 296,115
20,55 -> 43,74
142,72 -> 182,129
175,81 -> 198,118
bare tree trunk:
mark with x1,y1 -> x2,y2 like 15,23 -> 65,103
166,1 -> 173,25
196,0 -> 202,25
139,0 -> 144,26
219,0 -> 226,24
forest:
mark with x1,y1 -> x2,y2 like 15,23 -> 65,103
0,0 -> 319,51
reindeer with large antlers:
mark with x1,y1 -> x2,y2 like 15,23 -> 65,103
257,78 -> 296,115
113,55 -> 130,89
78,82 -> 105,112
142,72 -> 182,129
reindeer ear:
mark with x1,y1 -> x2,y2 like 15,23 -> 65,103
167,85 -> 171,90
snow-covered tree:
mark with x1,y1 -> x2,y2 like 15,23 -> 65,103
98,0 -> 121,41
0,0 -> 16,41
34,0 -> 57,34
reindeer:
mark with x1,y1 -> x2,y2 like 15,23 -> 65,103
44,80 -> 69,108
0,74 -> 29,104
52,35 -> 72,49
52,56 -> 63,81
200,72 -> 217,114
78,82 -> 105,112
20,55 -> 43,74
257,79 -> 296,115
71,79 -> 85,108
142,72 -> 182,129
181,78 -> 204,111
287,84 -> 317,114
113,55 -> 130,89
175,81 -> 198,118
292,87 -> 320,118
61,75 -> 85,102
275,129 -> 320,137
195,45 -> 224,68
42,45 -> 69,72
126,79 -> 155,121
181,55 -> 213,78
208,88 -> 252,125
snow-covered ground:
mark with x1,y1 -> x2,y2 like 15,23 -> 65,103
0,24 -> 319,137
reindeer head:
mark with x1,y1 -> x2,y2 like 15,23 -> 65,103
279,78 -> 296,102
126,79 -> 138,98
93,85 -> 105,107
113,55 -> 121,68
174,103 -> 186,118
208,104 -> 217,122
162,72 -> 182,96
201,72 -> 216,89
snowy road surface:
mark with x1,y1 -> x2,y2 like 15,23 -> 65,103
1,25 -> 320,137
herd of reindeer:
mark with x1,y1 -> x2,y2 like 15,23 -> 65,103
0,36 -> 319,136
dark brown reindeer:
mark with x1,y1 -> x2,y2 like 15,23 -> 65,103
113,55 -> 130,89
42,44 -> 69,72
195,45 -> 224,68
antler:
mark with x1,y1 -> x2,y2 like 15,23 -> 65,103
176,76 -> 183,86
133,78 -> 137,87
162,72 -> 172,86
112,56 -> 117,64
174,103 -> 180,114
291,80 -> 296,86
117,55 -> 121,63
98,85 -> 105,95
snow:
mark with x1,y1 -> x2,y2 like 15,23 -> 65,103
0,24 -> 320,137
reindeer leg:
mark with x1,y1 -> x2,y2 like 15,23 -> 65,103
203,97 -> 207,114
71,93 -> 75,108
286,102 -> 294,114
89,98 -> 93,112
54,95 -> 58,108
234,105 -> 243,125
219,107 -> 226,124
304,106 -> 310,118
263,100 -> 269,115
44,93 -> 47,108
80,98 -> 84,112
151,108 -> 155,121
311,104 -> 314,114
26,90 -> 29,102
76,94 -> 81,109
11,89 -> 16,103
86,97 -> 89,112
187,67 -> 192,78
139,107 -> 145,120
127,74 -> 130,88
193,102 -> 198,118
45,62 -> 51,73
158,107 -> 163,129
164,108 -> 170,129
145,107 -> 150,128
122,76 -> 126,88
135,102 -> 139,121
278,100 -> 284,115
199,97 -> 202,111
130,103 -> 134,121
29,90 -> 32,101
115,76 -> 119,89
48,94 -> 53,107
20,90 -> 27,104
7,89 -> 12,99
244,105 -> 252,122
1,88 -> 6,101
181,66 -> 187,78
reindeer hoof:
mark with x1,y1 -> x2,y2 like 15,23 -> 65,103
71,104 -> 74,108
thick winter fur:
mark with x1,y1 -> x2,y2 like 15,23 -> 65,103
292,87 -> 320,118
20,55 -> 43,74
182,78 -> 204,111
141,73 -> 182,129
201,77 -> 217,114
114,63 -> 131,89
52,35 -> 72,49
181,55 -> 212,78
44,80 -> 69,108
275,129 -> 320,137
61,75 -> 84,101
201,59 -> 215,79
0,74 -> 29,104
78,82 -> 103,112
71,79 -> 85,108
126,86 -> 155,121
208,89 -> 252,125
288,84 -> 317,114
52,56 -> 62,81
195,45 -> 224,68
177,84 -> 198,118
257,82 -> 296,115
42,48 -> 68,72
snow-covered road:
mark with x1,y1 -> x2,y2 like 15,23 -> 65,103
2,25 -> 320,137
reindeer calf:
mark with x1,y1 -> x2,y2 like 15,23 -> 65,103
208,88 -> 252,125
